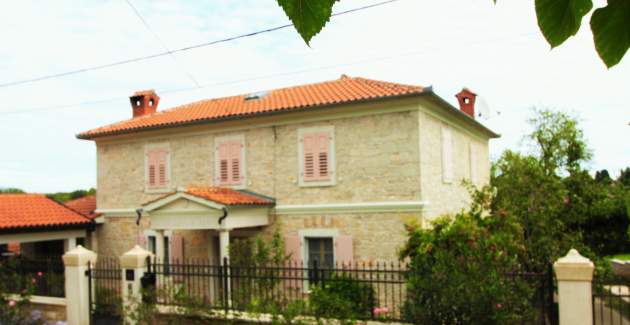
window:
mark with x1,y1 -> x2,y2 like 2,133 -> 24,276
215,135 -> 245,187
298,126 -> 335,187
145,144 -> 170,191
307,237 -> 334,268
441,126 -> 454,183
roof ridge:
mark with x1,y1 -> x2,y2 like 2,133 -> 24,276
49,196 -> 93,221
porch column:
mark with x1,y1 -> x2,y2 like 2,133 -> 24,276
219,229 -> 230,264
64,237 -> 77,252
63,245 -> 97,325
155,230 -> 165,262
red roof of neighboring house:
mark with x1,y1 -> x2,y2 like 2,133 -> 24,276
77,76 -> 425,139
0,194 -> 91,231
143,187 -> 275,207
64,195 -> 101,219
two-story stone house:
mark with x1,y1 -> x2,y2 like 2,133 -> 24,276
78,75 -> 498,267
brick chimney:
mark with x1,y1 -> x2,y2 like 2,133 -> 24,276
130,90 -> 160,118
455,88 -> 477,118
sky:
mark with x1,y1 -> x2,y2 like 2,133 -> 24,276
0,0 -> 628,193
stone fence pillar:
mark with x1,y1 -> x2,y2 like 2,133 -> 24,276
554,249 -> 595,325
120,245 -> 152,325
63,245 -> 97,325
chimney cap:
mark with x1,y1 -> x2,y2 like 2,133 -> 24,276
456,87 -> 477,97
132,89 -> 159,98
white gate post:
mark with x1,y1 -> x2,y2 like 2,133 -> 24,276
63,245 -> 97,325
120,245 -> 152,325
554,249 -> 595,325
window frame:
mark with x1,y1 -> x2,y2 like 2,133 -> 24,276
298,126 -> 336,187
144,143 -> 172,193
214,134 -> 246,189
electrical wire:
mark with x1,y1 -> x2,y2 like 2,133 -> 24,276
0,0 -> 402,89
124,0 -> 201,88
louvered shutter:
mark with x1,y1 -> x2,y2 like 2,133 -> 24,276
470,142 -> 478,184
335,235 -> 354,267
303,134 -> 317,181
147,150 -> 158,187
315,133 -> 330,180
284,236 -> 302,291
218,142 -> 230,184
157,149 -> 169,187
442,127 -> 453,183
229,140 -> 242,184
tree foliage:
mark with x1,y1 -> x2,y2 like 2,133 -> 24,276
276,0 -> 628,68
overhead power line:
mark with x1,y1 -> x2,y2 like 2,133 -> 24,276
0,0 -> 401,89
124,0 -> 201,88
0,32 -> 536,116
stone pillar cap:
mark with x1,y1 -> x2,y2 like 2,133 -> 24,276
120,245 -> 153,269
554,248 -> 594,281
63,245 -> 97,267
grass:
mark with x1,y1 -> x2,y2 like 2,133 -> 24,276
610,254 -> 630,261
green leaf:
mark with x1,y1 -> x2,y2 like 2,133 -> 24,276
535,0 -> 593,48
277,0 -> 338,45
590,0 -> 630,68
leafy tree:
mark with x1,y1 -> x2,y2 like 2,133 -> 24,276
0,188 -> 25,193
46,188 -> 96,202
595,169 -> 612,183
619,167 -> 630,187
276,0 -> 628,68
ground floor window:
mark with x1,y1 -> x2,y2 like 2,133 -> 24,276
306,237 -> 334,268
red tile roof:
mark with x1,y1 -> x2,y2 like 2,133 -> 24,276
143,187 -> 274,207
77,76 -> 425,139
64,195 -> 101,219
0,194 -> 91,231
186,187 -> 274,206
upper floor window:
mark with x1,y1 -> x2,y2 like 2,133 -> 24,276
298,126 -> 336,187
145,144 -> 171,191
441,126 -> 454,183
215,135 -> 245,187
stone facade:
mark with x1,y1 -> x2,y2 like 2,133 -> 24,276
93,97 -> 493,261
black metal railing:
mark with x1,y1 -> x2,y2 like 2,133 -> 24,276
88,257 -> 123,323
149,258 -> 407,321
593,277 -> 630,325
504,267 -> 557,325
0,257 -> 65,297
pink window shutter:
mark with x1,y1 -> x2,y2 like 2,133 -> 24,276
302,134 -> 316,181
218,142 -> 229,184
335,235 -> 354,267
315,133 -> 330,180
229,141 -> 242,184
284,236 -> 303,291
147,150 -> 158,187
170,234 -> 184,283
157,149 -> 169,187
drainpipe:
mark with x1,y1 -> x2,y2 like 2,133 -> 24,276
218,207 -> 228,225
135,208 -> 143,226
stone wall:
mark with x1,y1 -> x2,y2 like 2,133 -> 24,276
96,109 -> 421,210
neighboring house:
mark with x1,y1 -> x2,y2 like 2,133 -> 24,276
0,194 -> 92,259
77,75 -> 499,266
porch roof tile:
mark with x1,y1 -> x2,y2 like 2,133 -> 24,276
0,194 -> 92,231
143,187 -> 275,207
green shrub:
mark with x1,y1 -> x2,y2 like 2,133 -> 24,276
400,209 -> 537,324
309,273 -> 375,321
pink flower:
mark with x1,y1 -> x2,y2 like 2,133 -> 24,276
37,272 -> 43,277
496,303 -> 503,309
381,307 -> 389,313
32,278 -> 37,284
8,300 -> 16,307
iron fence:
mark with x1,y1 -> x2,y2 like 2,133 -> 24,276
593,277 -> 630,325
149,258 -> 407,321
0,257 -> 65,297
87,257 -> 123,325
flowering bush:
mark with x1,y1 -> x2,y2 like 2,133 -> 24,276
0,260 -> 46,325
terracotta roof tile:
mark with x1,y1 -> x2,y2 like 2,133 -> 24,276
78,76 -> 424,139
64,195 -> 100,219
0,194 -> 91,230
186,187 -> 274,206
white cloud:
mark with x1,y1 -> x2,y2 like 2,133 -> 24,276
0,0 -> 628,192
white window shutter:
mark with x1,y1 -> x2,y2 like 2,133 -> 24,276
442,127 -> 453,183
470,142 -> 478,184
